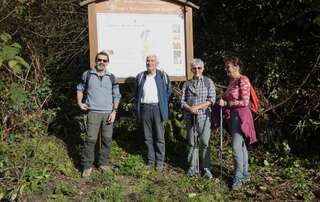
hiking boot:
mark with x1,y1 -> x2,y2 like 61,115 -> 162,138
203,168 -> 213,179
146,162 -> 154,170
187,167 -> 195,177
99,165 -> 110,173
156,165 -> 164,172
232,176 -> 242,190
242,173 -> 250,182
82,168 -> 92,178
156,162 -> 165,172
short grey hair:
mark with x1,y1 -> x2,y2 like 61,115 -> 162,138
191,58 -> 204,68
146,54 -> 159,66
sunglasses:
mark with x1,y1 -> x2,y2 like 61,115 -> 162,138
97,58 -> 108,63
192,67 -> 203,70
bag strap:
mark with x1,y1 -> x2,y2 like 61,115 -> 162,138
238,75 -> 258,112
238,75 -> 247,100
85,70 -> 116,93
160,70 -> 170,91
84,70 -> 91,93
137,71 -> 146,87
203,76 -> 210,89
203,76 -> 212,97
108,73 -> 116,86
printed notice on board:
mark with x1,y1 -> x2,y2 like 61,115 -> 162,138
96,13 -> 186,78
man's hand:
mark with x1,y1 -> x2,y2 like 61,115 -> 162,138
183,104 -> 199,114
189,106 -> 199,114
107,111 -> 116,124
78,103 -> 88,111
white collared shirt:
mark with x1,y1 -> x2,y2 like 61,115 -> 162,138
141,73 -> 159,103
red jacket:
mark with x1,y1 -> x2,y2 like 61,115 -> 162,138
212,104 -> 257,144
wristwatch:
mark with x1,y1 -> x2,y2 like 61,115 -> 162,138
112,108 -> 118,113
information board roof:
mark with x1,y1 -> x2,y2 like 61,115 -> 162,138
80,0 -> 199,10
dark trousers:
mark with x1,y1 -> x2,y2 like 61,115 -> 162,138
82,111 -> 113,169
141,104 -> 165,166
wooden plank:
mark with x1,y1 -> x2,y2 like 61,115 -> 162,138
165,0 -> 199,9
95,0 -> 183,14
88,4 -> 98,68
185,6 -> 193,80
80,0 -> 200,10
80,0 -> 96,7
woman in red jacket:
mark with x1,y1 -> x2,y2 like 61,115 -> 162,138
218,56 -> 257,190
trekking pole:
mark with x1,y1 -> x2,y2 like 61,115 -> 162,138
219,106 -> 223,181
193,114 -> 200,174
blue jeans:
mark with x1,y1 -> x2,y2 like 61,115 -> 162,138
228,111 -> 249,179
141,104 -> 165,167
187,116 -> 212,169
82,111 -> 113,169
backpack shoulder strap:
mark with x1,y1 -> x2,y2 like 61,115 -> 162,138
203,76 -> 211,89
239,75 -> 259,112
84,70 -> 92,93
238,75 -> 249,89
161,71 -> 167,84
109,73 -> 116,86
160,70 -> 170,90
137,71 -> 146,87
186,79 -> 193,87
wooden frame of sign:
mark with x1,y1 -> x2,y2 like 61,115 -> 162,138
80,0 -> 199,83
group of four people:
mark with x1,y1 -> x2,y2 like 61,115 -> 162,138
76,51 -> 256,190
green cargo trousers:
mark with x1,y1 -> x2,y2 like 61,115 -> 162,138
82,111 -> 113,169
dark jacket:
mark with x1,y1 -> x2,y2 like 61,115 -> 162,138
135,69 -> 172,122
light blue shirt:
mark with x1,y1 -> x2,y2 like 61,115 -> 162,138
77,69 -> 121,113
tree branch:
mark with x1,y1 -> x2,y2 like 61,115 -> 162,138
0,10 -> 14,23
4,66 -> 32,84
257,53 -> 320,118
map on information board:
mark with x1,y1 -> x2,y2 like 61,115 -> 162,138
96,12 -> 186,78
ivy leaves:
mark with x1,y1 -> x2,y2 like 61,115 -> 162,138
0,32 -> 30,74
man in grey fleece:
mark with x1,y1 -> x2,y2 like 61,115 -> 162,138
76,51 -> 121,177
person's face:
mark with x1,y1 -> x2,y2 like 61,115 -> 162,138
224,62 -> 239,78
146,56 -> 157,72
95,54 -> 109,71
191,64 -> 204,78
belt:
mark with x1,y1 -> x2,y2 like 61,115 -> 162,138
141,103 -> 159,106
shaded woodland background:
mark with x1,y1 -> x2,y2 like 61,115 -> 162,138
0,0 -> 320,201
1,0 -> 319,156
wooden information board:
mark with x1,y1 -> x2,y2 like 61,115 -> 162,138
80,0 -> 199,82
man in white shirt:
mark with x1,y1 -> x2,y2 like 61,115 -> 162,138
135,54 -> 172,171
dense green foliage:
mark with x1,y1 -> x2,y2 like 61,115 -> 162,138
0,0 -> 319,201
193,0 -> 320,155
